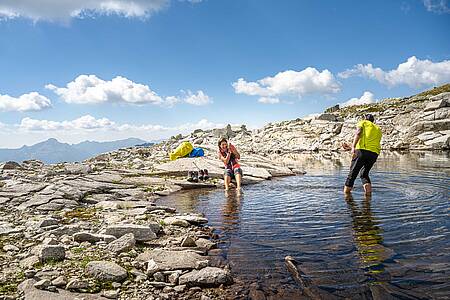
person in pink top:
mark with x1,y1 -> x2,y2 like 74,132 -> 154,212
218,138 -> 243,191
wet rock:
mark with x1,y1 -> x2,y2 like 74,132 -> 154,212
103,224 -> 159,242
164,217 -> 190,227
195,238 -> 216,250
86,261 -> 128,282
178,267 -> 233,287
106,233 -> 136,253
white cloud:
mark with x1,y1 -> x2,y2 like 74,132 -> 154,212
0,92 -> 51,112
46,75 -> 212,107
20,115 -> 115,131
338,56 -> 450,88
233,68 -> 341,101
0,0 -> 169,22
182,90 -> 212,106
258,97 -> 280,104
341,91 -> 376,107
422,0 -> 450,13
46,75 -> 164,105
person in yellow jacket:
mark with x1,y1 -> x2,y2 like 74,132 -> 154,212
343,114 -> 382,195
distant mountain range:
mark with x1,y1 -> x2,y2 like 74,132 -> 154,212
0,138 -> 150,164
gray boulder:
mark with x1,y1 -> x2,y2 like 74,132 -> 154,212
178,267 -> 233,287
106,233 -> 136,253
38,245 -> 65,263
85,261 -> 128,282
103,224 -> 160,241
137,249 -> 207,271
73,232 -> 116,243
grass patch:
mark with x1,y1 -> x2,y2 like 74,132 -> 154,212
71,247 -> 87,254
417,83 -> 450,97
0,282 -> 17,294
63,207 -> 98,222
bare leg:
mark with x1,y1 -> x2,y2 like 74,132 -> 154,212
363,183 -> 372,195
224,175 -> 231,190
344,185 -> 352,194
235,173 -> 242,190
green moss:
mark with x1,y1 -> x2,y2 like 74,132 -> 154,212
71,247 -> 87,254
63,207 -> 98,222
0,282 -> 17,294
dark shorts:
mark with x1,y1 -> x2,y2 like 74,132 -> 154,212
225,167 -> 243,178
345,149 -> 378,187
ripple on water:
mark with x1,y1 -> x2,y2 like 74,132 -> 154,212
160,154 -> 450,299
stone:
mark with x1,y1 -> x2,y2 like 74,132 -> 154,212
153,272 -> 165,282
66,278 -> 90,290
317,113 -> 337,122
181,236 -> 197,247
168,272 -> 181,285
102,290 -> 120,299
52,276 -> 67,287
73,232 -> 116,243
3,244 -> 19,252
174,285 -> 187,293
20,255 -> 40,269
164,217 -> 190,227
176,215 -> 208,225
34,279 -> 51,290
20,279 -> 103,300
86,261 -> 128,282
38,245 -> 65,263
103,224 -> 159,242
178,267 -> 233,287
137,250 -> 207,271
106,233 -> 136,253
37,218 -> 59,228
195,238 -> 216,250
0,161 -> 22,170
424,99 -> 448,111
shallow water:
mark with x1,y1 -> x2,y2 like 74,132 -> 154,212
160,152 -> 450,299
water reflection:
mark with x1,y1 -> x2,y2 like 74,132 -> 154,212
345,194 -> 391,283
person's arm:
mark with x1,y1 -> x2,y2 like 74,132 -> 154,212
230,144 -> 240,159
218,150 -> 231,164
351,127 -> 363,157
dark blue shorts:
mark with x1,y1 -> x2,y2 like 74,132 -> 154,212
225,167 -> 243,178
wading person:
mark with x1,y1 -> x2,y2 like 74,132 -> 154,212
218,138 -> 243,191
343,114 -> 382,195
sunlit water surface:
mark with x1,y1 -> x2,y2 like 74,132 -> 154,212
160,152 -> 449,299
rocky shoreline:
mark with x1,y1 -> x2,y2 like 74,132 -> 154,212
1,86 -> 449,299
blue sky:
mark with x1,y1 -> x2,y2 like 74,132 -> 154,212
0,0 -> 449,147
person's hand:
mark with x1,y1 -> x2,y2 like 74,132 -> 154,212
342,142 -> 351,151
229,144 -> 236,153
351,147 -> 357,159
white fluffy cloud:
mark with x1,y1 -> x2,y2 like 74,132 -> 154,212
20,115 -> 115,131
341,91 -> 376,107
233,68 -> 341,102
422,0 -> 450,13
46,75 -> 164,105
18,115 -> 223,134
0,0 -> 169,22
46,75 -> 211,107
258,97 -> 280,104
338,56 -> 450,88
0,92 -> 51,112
182,90 -> 212,106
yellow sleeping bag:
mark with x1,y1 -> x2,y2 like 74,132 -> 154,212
169,141 -> 194,161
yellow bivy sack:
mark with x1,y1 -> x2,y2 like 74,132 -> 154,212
169,141 -> 194,161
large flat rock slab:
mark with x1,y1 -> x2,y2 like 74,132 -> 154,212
19,279 -> 103,300
136,249 -> 207,271
155,157 -> 224,178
